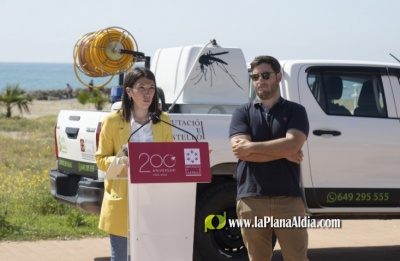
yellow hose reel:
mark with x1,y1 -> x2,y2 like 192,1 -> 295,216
73,26 -> 144,89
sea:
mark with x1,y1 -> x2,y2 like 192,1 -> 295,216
1,62 -> 358,99
0,62 -> 121,92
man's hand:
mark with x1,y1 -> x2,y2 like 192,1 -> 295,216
286,149 -> 303,164
232,138 -> 252,158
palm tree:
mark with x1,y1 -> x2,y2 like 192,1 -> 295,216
0,84 -> 32,118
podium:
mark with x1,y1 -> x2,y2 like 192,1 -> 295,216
120,142 -> 210,260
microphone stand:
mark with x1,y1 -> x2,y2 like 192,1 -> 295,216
122,112 -> 198,156
150,113 -> 198,142
122,117 -> 152,156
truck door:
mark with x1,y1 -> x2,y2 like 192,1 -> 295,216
298,65 -> 400,210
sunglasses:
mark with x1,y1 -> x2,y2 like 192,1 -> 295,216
250,72 -> 276,81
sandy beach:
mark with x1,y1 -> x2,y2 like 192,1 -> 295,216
13,99 -> 109,119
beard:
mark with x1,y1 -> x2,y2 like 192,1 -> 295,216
257,90 -> 274,100
256,84 -> 279,100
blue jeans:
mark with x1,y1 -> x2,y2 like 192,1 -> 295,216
110,234 -> 129,261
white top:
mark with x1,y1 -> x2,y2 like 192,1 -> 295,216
129,116 -> 154,142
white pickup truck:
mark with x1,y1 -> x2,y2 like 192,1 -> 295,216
49,41 -> 400,261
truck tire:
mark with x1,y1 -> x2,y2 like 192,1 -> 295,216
193,181 -> 277,261
193,181 -> 248,261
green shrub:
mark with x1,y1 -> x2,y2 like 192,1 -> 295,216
66,211 -> 87,227
77,89 -> 109,110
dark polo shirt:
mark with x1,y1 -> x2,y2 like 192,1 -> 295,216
229,97 -> 309,199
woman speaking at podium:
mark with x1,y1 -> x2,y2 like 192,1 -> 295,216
95,68 -> 173,261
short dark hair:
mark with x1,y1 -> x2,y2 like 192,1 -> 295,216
250,55 -> 281,73
120,67 -> 161,123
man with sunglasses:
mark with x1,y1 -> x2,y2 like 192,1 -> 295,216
229,55 -> 309,261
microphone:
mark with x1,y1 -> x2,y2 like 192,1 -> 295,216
150,113 -> 198,142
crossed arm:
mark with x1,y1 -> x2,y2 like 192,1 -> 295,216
230,129 -> 307,164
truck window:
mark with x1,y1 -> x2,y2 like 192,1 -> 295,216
307,72 -> 387,118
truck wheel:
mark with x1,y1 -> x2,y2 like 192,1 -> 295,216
193,181 -> 277,261
193,181 -> 248,261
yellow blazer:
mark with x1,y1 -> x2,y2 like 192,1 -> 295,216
95,110 -> 173,237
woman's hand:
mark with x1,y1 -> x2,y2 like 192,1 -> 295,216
118,156 -> 129,165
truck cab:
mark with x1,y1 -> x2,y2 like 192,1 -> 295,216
280,61 -> 400,217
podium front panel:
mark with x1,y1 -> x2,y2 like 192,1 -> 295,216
129,183 -> 196,261
128,142 -> 211,183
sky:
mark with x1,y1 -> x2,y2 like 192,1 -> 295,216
1,0 -> 400,65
